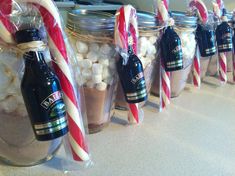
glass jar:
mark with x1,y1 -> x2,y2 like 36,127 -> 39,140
0,49 -> 62,166
115,11 -> 161,110
152,11 -> 197,97
67,10 -> 117,133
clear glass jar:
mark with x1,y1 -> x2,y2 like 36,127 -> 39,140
115,11 -> 160,110
0,49 -> 62,166
67,10 -> 117,133
152,11 -> 197,97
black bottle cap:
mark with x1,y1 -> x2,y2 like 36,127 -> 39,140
222,8 -> 227,17
15,28 -> 41,44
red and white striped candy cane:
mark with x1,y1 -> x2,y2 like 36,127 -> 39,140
157,0 -> 169,23
219,52 -> 227,83
155,0 -> 171,111
189,0 -> 208,24
0,0 -> 15,44
213,0 -> 228,84
115,5 -> 141,124
0,0 -> 90,162
160,62 -> 171,110
189,0 -> 208,88
193,46 -> 201,88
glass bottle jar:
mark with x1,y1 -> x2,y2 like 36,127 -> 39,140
67,10 -> 118,133
115,11 -> 161,110
0,44 -> 62,166
152,11 -> 197,97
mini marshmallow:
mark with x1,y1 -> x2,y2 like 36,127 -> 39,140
76,76 -> 86,86
146,44 -> 156,56
96,82 -> 107,91
92,74 -> 102,84
99,58 -> 109,67
80,59 -> 92,69
82,69 -> 92,80
76,41 -> 89,54
102,67 -> 110,80
139,37 -> 148,45
100,44 -> 112,55
86,51 -> 98,63
89,43 -> 100,52
149,36 -> 157,44
92,63 -> 103,75
85,80 -> 95,88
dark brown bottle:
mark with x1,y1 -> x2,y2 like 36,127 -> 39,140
15,28 -> 68,141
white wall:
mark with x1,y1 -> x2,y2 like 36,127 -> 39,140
105,0 -> 235,12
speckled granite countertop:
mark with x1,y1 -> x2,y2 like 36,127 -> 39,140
1,77 -> 235,176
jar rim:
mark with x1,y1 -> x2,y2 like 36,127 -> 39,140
171,11 -> 198,28
67,10 -> 115,32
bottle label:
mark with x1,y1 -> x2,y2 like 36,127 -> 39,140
34,91 -> 67,137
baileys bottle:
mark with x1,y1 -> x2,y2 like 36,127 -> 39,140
160,26 -> 183,72
117,47 -> 147,104
216,9 -> 233,53
16,28 -> 68,141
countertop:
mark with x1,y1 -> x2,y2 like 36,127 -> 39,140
1,76 -> 235,176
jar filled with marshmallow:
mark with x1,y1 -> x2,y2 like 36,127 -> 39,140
0,47 -> 62,166
67,10 -> 117,133
115,11 -> 161,110
152,11 -> 197,97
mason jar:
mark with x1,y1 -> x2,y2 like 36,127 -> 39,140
152,11 -> 197,97
67,10 -> 117,133
0,48 -> 62,166
115,11 -> 161,110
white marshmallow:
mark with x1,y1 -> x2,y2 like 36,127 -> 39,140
146,45 -> 157,56
80,59 -> 92,69
102,67 -> 110,80
76,41 -> 89,54
92,74 -> 102,84
82,69 -> 92,80
89,43 -> 100,52
96,82 -> 107,91
76,76 -> 86,86
100,44 -> 112,55
139,37 -> 148,45
86,51 -> 98,63
99,58 -> 109,67
92,63 -> 103,74
149,36 -> 157,44
85,80 -> 95,88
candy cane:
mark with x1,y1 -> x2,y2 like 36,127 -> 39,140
0,0 -> 90,161
189,0 -> 208,24
189,0 -> 208,88
193,46 -> 201,88
213,0 -> 228,84
0,0 -> 15,44
157,0 -> 169,23
115,5 -> 141,124
155,0 -> 171,111
219,53 -> 227,83
160,62 -> 171,110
